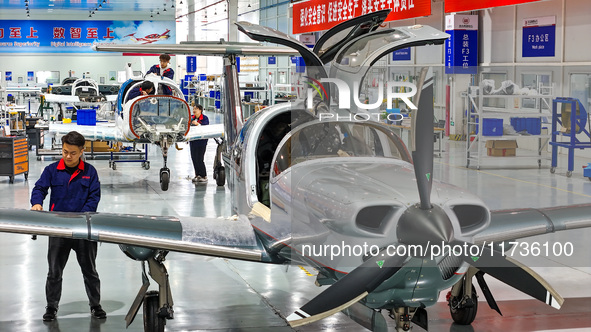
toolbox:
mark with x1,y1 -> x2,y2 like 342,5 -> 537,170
0,136 -> 29,183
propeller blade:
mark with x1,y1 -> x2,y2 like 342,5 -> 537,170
452,241 -> 564,309
287,251 -> 407,327
410,67 -> 435,210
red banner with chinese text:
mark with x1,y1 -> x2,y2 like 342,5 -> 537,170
445,0 -> 544,13
293,0 -> 431,34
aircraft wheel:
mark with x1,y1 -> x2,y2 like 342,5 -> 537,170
160,170 -> 170,191
143,291 -> 165,332
215,166 -> 225,186
449,287 -> 478,325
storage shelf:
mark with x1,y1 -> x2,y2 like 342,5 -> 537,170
465,87 -> 552,169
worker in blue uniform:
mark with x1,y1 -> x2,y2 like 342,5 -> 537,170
126,80 -> 155,102
190,103 -> 209,183
147,54 -> 174,95
30,131 -> 105,322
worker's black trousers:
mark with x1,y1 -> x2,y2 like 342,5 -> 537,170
46,237 -> 101,309
190,141 -> 208,177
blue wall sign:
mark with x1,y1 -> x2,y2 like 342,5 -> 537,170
522,16 -> 556,57
392,48 -> 411,61
27,71 -> 34,81
186,56 -> 197,73
5,71 -> 12,81
0,20 -> 175,53
268,56 -> 276,65
445,14 -> 478,75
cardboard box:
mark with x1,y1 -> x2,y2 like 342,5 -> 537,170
85,140 -> 111,152
486,140 -> 517,157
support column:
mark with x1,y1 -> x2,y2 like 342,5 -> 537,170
228,0 -> 238,42
449,74 -> 471,136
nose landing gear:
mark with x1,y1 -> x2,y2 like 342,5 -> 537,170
160,168 -> 170,191
159,137 -> 171,191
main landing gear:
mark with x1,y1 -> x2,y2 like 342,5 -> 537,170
446,267 -> 500,326
213,138 -> 226,186
125,250 -> 174,332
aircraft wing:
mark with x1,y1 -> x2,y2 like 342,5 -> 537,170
42,94 -> 81,103
473,203 -> 591,243
93,42 -> 299,57
49,122 -> 130,141
184,123 -> 224,141
0,208 -> 264,262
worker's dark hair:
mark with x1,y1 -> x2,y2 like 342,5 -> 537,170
62,131 -> 86,148
141,80 -> 155,91
194,104 -> 203,111
159,54 -> 171,62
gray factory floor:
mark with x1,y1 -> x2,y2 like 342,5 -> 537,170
1,129 -> 591,332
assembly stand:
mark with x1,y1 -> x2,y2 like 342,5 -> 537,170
550,97 -> 590,177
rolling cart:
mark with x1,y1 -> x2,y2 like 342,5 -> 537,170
108,143 -> 150,170
550,97 -> 590,177
0,136 -> 29,183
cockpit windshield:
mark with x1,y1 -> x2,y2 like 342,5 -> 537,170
272,121 -> 409,177
130,97 -> 190,138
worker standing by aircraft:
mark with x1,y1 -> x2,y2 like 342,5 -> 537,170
190,103 -> 209,183
147,54 -> 174,95
30,131 -> 106,322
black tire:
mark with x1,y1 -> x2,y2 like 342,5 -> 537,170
143,291 -> 165,332
215,167 -> 225,186
550,167 -> 556,174
160,172 -> 169,191
449,287 -> 478,325
112,162 -> 117,170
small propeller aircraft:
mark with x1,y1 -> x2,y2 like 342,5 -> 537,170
2,10 -> 591,332
43,77 -> 120,103
125,29 -> 171,44
47,72 -> 225,191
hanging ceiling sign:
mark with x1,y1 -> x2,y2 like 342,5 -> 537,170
0,20 -> 175,53
445,0 -> 544,13
522,16 -> 556,57
293,0 -> 431,34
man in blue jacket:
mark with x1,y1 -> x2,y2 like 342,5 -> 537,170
146,54 -> 174,80
146,54 -> 174,95
30,131 -> 105,322
190,103 -> 209,183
